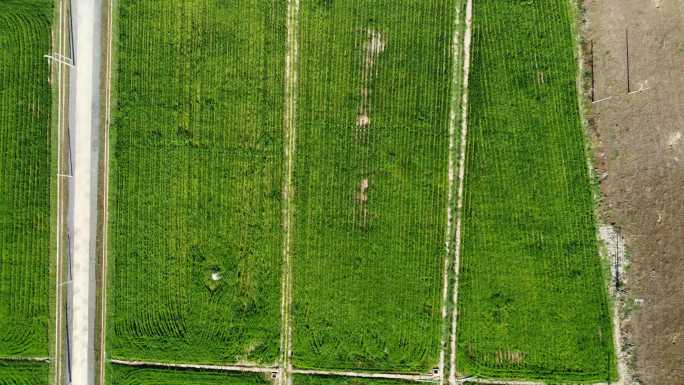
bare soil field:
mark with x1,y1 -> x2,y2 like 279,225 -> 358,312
584,1 -> 684,384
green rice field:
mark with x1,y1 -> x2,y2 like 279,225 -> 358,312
0,361 -> 49,385
456,0 -> 615,381
109,365 -> 271,385
295,375 -> 413,385
0,0 -> 53,359
107,0 -> 286,364
291,0 -> 458,372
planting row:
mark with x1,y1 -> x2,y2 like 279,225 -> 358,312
0,0 -> 53,358
456,0 -> 615,381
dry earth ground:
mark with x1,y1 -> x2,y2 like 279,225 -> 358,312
584,0 -> 684,384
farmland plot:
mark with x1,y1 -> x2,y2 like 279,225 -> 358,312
295,375 -> 413,385
107,0 -> 285,364
108,365 -> 271,385
456,0 -> 615,381
0,0 -> 52,358
0,361 -> 49,385
292,0 -> 457,371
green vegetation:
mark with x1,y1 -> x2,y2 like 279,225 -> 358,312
0,0 -> 52,358
294,375 -> 413,385
0,361 -> 49,385
109,365 -> 271,385
108,0 -> 285,364
292,0 -> 457,372
456,0 -> 615,381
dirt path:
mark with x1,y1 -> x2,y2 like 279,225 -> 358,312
0,356 -> 50,363
448,0 -> 473,383
279,1 -> 299,385
110,359 -> 438,383
439,0 -> 466,382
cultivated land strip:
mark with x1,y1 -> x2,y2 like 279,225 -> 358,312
280,0 -> 299,384
98,0 -> 113,383
292,369 -> 437,383
0,1 -> 60,382
111,359 -> 277,374
449,0 -> 473,383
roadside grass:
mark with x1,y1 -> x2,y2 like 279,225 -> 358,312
456,0 -> 616,381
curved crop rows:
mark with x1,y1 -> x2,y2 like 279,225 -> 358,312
0,1 -> 52,358
109,365 -> 271,385
456,0 -> 615,381
0,361 -> 49,385
292,0 -> 458,372
108,0 -> 286,364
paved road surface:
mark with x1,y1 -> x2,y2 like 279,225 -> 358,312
70,0 -> 101,384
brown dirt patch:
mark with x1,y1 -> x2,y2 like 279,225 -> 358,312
584,0 -> 684,384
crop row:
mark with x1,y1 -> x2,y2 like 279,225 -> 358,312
0,361 -> 49,385
0,1 -> 53,358
108,365 -> 270,385
107,0 -> 286,364
291,0 -> 458,372
456,0 -> 615,381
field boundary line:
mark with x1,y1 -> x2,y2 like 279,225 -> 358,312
279,1 -> 299,385
440,0 -> 466,383
459,377 -> 612,385
0,356 -> 51,363
110,359 -> 277,374
97,0 -> 114,383
449,0 -> 473,382
109,360 -> 439,383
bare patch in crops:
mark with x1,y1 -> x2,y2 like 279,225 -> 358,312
495,351 -> 525,366
355,29 -> 386,134
354,30 -> 385,229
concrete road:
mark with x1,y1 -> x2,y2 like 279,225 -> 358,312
69,0 -> 101,384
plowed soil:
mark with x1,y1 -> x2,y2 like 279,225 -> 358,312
584,1 -> 684,384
